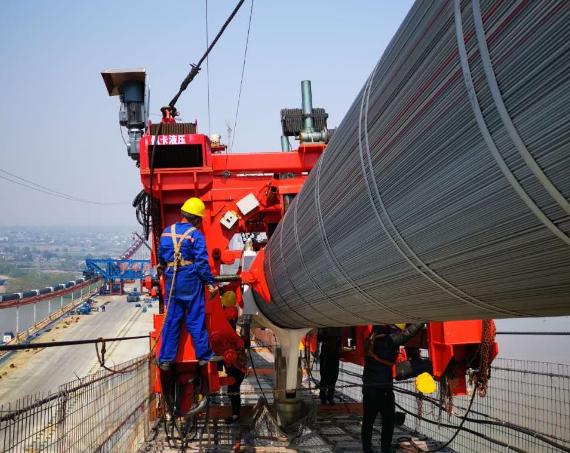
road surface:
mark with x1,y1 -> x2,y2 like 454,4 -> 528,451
0,290 -> 157,404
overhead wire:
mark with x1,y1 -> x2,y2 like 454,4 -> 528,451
229,0 -> 254,154
0,168 -> 129,206
168,0 -> 247,109
205,0 -> 211,137
148,0 -> 248,250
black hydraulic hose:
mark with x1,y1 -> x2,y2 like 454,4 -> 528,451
176,391 -> 209,418
0,335 -> 149,351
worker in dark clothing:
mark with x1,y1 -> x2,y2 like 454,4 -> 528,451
361,323 -> 425,453
157,198 -> 221,370
225,365 -> 245,424
221,290 -> 246,425
317,327 -> 342,404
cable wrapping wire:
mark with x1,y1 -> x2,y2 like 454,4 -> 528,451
257,0 -> 570,328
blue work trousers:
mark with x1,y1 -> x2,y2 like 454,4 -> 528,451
158,268 -> 213,362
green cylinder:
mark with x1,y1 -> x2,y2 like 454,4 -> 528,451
301,80 -> 315,132
280,136 -> 290,152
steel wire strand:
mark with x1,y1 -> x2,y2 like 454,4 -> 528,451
260,0 -> 570,328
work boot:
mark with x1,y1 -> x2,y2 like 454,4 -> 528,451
198,355 -> 223,366
326,395 -> 335,405
158,361 -> 172,371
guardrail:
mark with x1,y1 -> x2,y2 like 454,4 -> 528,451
0,285 -> 102,358
0,356 -> 152,453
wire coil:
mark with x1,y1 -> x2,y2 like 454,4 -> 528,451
258,0 -> 570,328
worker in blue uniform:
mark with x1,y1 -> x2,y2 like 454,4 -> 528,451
157,197 -> 220,371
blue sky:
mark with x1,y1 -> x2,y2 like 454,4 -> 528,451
0,0 -> 414,226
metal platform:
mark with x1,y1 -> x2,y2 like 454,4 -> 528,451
140,344 -> 456,453
141,415 -> 452,452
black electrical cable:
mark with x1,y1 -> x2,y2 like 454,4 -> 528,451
205,0 -> 211,137
0,335 -> 149,351
230,0 -> 254,153
335,367 -> 570,453
168,0 -> 247,109
197,384 -> 212,452
394,402 -> 528,453
119,122 -> 128,146
391,387 -> 570,452
248,348 -> 270,407
133,189 -> 151,239
148,126 -> 160,250
402,380 -> 475,452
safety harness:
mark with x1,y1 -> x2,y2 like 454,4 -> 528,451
163,224 -> 196,269
365,332 -> 395,368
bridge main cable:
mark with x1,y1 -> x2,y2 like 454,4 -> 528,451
256,0 -> 570,328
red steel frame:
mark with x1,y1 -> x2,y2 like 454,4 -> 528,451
141,126 -> 325,408
141,124 -> 497,410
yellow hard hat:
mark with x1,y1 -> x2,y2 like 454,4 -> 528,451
221,290 -> 237,307
395,324 -> 406,331
181,198 -> 206,217
415,372 -> 436,394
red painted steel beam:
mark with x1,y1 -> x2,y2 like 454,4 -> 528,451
210,144 -> 324,173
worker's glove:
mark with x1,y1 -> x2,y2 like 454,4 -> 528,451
207,284 -> 219,300
156,264 -> 165,276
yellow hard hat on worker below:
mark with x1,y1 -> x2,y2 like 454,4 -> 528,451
415,372 -> 436,394
181,198 -> 206,217
221,291 -> 237,307
395,324 -> 406,330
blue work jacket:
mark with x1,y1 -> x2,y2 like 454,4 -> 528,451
158,222 -> 215,286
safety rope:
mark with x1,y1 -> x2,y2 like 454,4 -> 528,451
94,227 -> 194,374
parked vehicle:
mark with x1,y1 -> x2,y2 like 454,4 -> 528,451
127,288 -> 141,303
